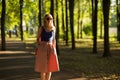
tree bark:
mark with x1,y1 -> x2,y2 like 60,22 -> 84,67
103,0 -> 111,57
56,0 -> 60,55
77,0 -> 80,39
61,0 -> 65,40
69,0 -> 75,49
92,0 -> 98,54
50,0 -> 54,18
65,0 -> 69,46
20,0 -> 23,41
38,0 -> 41,26
1,0 -> 6,50
116,0 -> 120,43
100,14 -> 103,39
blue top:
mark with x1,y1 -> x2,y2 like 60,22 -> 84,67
41,27 -> 54,42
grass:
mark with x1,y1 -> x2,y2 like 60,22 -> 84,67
2,38 -> 120,79
58,40 -> 120,79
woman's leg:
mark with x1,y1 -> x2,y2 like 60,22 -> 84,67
46,72 -> 52,80
40,72 -> 46,80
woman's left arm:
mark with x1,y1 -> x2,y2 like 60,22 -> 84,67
52,28 -> 56,47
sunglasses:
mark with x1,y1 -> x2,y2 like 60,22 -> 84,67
46,17 -> 53,20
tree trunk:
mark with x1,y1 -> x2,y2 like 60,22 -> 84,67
92,0 -> 98,54
38,0 -> 41,26
69,0 -> 75,49
65,0 -> 69,46
102,0 -> 111,57
50,0 -> 54,18
100,14 -> 103,39
92,0 -> 93,35
61,0 -> 65,40
80,0 -> 84,39
99,0 -> 103,39
42,0 -> 46,16
20,0 -> 23,41
56,0 -> 60,55
1,0 -> 6,50
77,0 -> 80,39
116,0 -> 120,43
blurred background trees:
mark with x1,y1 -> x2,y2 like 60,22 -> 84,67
0,0 -> 120,57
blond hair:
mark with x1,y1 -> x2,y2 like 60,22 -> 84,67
43,14 -> 54,29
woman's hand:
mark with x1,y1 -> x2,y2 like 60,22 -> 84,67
37,37 -> 41,44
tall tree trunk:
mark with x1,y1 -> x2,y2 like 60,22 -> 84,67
92,0 -> 98,54
80,20 -> 83,38
42,0 -> 46,15
77,0 -> 80,39
50,0 -> 54,18
38,0 -> 41,26
100,0 -> 103,39
61,0 -> 65,40
65,0 -> 69,46
103,0 -> 111,57
80,0 -> 84,39
1,0 -> 6,50
69,0 -> 75,49
100,14 -> 103,39
20,0 -> 23,41
116,0 -> 120,43
92,0 -> 94,35
56,0 -> 59,55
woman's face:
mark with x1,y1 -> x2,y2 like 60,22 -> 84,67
44,14 -> 53,27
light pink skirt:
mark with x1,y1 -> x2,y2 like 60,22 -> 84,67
34,42 -> 59,72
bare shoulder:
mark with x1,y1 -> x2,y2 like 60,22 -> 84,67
38,26 -> 43,31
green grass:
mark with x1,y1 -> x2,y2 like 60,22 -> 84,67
3,38 -> 120,79
59,40 -> 120,79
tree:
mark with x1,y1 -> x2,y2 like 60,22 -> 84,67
61,0 -> 65,40
56,0 -> 60,55
69,0 -> 75,49
116,0 -> 120,43
6,0 -> 20,35
42,0 -> 46,16
102,0 -> 111,57
92,0 -> 98,54
80,0 -> 84,39
50,0 -> 54,18
19,0 -> 23,41
99,0 -> 103,39
38,0 -> 41,26
1,0 -> 6,50
65,0 -> 69,46
77,0 -> 80,39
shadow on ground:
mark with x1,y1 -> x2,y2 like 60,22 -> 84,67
0,40 -> 89,80
0,52 -> 89,80
1,40 -> 119,80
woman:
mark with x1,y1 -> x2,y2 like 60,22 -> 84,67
35,14 -> 59,80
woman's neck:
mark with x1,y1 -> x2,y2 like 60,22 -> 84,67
44,26 -> 53,32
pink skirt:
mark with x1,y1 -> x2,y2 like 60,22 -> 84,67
34,42 -> 59,72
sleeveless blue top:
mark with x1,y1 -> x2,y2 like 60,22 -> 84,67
41,27 -> 54,42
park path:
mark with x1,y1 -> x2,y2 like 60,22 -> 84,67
0,40 -> 103,80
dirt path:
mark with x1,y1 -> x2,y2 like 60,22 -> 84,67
0,40 -> 104,80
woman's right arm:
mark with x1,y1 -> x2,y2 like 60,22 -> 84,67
37,26 -> 42,44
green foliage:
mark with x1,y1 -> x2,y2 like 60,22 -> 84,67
83,23 -> 92,36
23,0 -> 38,28
45,0 -> 51,13
2,0 -> 39,38
109,13 -> 117,27
0,0 -> 118,40
6,0 -> 20,30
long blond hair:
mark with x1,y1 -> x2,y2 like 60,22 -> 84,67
43,14 -> 54,30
